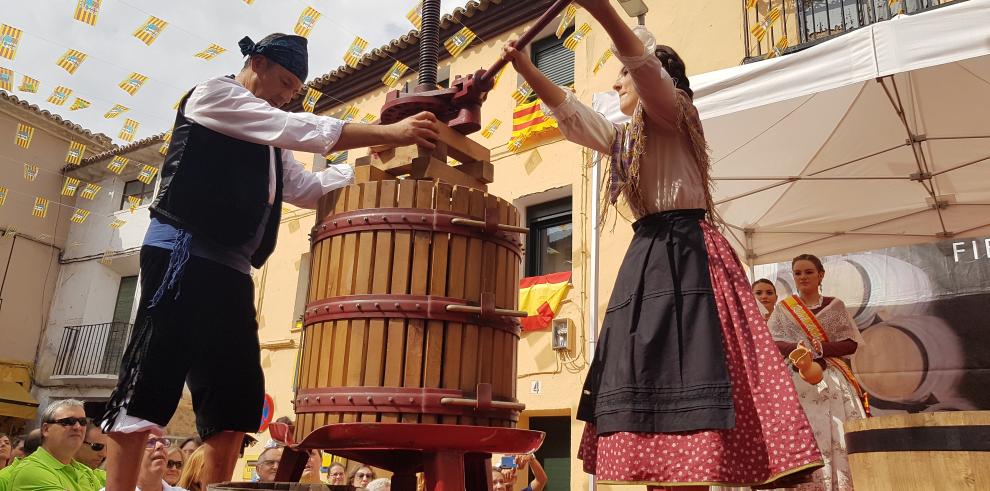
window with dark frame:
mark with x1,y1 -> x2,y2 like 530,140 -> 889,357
119,178 -> 156,211
526,198 -> 573,277
531,27 -> 576,89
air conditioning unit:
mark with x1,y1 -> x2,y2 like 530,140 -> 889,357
551,317 -> 573,352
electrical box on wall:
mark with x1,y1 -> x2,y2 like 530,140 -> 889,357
551,317 -> 573,352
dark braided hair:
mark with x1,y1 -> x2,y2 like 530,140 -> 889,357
655,45 -> 693,99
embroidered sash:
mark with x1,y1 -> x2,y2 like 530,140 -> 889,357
781,295 -> 871,416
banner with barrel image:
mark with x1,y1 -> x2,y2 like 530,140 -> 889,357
754,235 -> 990,414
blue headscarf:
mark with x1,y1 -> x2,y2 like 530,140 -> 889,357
239,34 -> 309,82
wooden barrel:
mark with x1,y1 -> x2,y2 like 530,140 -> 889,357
844,411 -> 990,490
294,179 -> 524,441
851,315 -> 963,405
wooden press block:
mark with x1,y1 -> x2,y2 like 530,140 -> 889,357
411,157 -> 487,191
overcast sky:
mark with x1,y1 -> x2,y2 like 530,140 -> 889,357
2,0 -> 471,143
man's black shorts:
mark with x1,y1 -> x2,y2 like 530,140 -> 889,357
104,246 -> 264,439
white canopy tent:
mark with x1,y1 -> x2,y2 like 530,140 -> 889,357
687,0 -> 990,264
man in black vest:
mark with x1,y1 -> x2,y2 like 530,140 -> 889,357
98,33 -> 440,490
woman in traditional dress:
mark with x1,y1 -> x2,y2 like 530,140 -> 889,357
752,279 -> 779,321
501,0 -> 822,488
768,254 -> 868,491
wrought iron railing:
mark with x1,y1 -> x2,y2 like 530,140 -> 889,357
743,0 -> 966,62
53,322 -> 133,377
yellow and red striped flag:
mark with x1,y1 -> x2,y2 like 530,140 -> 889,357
243,0 -> 255,4
133,16 -> 168,46
119,73 -> 148,96
70,97 -> 91,111
512,97 -> 558,144
294,7 -> 322,38
66,141 -> 87,165
56,49 -> 87,74
556,5 -> 578,38
343,37 -> 368,68
519,272 -> 572,331
381,60 -> 409,88
159,130 -> 172,155
194,43 -> 226,60
0,187 -> 7,207
98,250 -> 113,265
108,156 -> 129,174
79,183 -> 101,200
481,119 -> 501,138
593,50 -> 613,74
750,6 -> 782,42
19,75 -> 39,93
444,27 -> 476,58
137,164 -> 158,184
0,25 -> 23,60
109,218 -> 125,229
48,86 -> 73,106
361,113 -> 377,124
74,0 -> 102,25
0,67 -> 12,91
119,118 -> 140,142
15,123 -> 34,149
563,23 -> 592,51
511,82 -> 533,105
61,177 -> 81,197
766,35 -> 789,58
70,208 -> 91,223
301,87 -> 322,113
406,1 -> 423,30
127,195 -> 141,212
23,164 -> 39,181
32,197 -> 49,219
104,104 -> 129,119
746,0 -> 758,8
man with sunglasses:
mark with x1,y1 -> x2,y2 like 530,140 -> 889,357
76,424 -> 108,473
9,399 -> 103,491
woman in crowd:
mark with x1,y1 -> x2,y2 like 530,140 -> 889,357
178,437 -> 200,459
176,446 -> 206,491
163,446 -> 184,487
350,465 -> 375,489
500,0 -> 821,488
768,254 -> 868,490
752,278 -> 779,320
0,433 -> 11,469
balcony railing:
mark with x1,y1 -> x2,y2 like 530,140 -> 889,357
743,0 -> 966,62
53,322 -> 133,378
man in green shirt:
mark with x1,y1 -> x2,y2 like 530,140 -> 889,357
9,399 -> 103,491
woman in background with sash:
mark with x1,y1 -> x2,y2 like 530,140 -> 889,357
768,254 -> 868,491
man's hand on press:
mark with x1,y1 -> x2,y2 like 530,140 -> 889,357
385,111 -> 441,149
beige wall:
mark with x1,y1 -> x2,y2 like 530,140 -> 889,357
0,103 -> 108,367
247,1 -> 744,486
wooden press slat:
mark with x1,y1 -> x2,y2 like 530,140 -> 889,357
459,188 -> 486,425
492,198 -> 510,402
476,194 -> 499,426
332,186 -> 362,423
422,182 -> 452,424
362,180 -> 396,422
341,182 -> 377,423
440,185 -> 470,425
381,179 -> 416,423
400,180 -> 434,424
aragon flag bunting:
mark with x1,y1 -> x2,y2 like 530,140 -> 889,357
518,271 -> 572,331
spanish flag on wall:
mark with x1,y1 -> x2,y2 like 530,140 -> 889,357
511,97 -> 559,149
519,272 -> 572,331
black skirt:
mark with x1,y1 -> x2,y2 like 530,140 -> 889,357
578,209 -> 735,435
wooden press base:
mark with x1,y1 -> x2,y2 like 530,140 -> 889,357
272,423 -> 544,491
